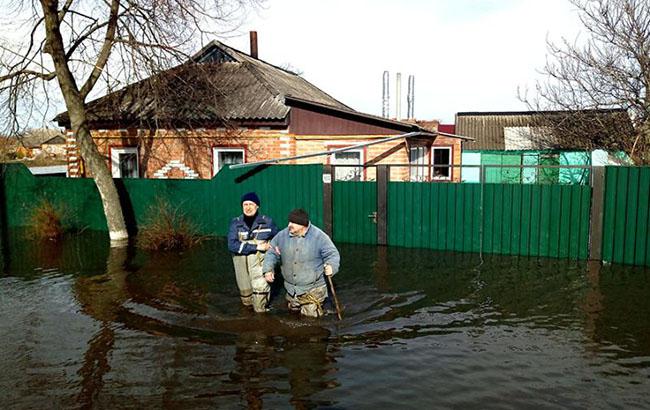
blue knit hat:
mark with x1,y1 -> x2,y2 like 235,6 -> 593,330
241,192 -> 260,206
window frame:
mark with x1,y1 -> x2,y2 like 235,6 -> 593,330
327,145 -> 366,181
212,147 -> 246,176
409,144 -> 431,182
432,146 -> 453,181
110,146 -> 139,178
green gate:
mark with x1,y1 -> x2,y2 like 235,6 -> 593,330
332,181 -> 377,244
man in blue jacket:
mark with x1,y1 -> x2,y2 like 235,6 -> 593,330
262,208 -> 340,318
228,192 -> 278,312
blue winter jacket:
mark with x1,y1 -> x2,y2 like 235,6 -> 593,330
227,214 -> 278,255
262,223 -> 340,296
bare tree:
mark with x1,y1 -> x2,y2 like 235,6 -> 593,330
0,0 -> 259,244
523,0 -> 650,163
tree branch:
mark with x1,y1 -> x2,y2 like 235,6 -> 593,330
80,0 -> 120,98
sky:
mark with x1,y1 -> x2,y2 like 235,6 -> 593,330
224,0 -> 583,123
0,0 -> 585,128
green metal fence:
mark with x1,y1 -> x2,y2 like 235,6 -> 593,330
2,162 -> 650,266
332,181 -> 377,244
387,182 -> 591,259
602,167 -> 650,266
0,163 -> 323,236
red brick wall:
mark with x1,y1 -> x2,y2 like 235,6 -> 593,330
67,128 -> 462,182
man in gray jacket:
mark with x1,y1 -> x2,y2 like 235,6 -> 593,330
262,208 -> 340,318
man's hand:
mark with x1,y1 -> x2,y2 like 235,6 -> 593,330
264,271 -> 275,283
256,242 -> 270,251
324,264 -> 333,276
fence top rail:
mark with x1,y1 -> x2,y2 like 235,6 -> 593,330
329,164 -> 596,169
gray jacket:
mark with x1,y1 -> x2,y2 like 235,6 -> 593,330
262,224 -> 340,296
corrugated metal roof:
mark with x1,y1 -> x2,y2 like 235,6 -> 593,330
456,113 -> 533,150
456,110 -> 629,151
55,41 -> 349,126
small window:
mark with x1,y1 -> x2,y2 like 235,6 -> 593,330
111,147 -> 139,178
213,147 -> 244,175
331,149 -> 363,181
432,147 -> 451,180
409,146 -> 429,181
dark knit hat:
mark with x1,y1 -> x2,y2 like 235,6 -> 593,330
241,192 -> 260,206
288,208 -> 309,226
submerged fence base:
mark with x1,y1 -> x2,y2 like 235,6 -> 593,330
1,163 -> 649,267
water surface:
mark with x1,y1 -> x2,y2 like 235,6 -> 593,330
1,232 -> 649,409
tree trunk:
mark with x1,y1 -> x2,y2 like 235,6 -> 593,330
74,121 -> 129,243
40,0 -> 128,244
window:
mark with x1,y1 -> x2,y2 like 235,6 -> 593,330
331,149 -> 363,181
111,147 -> 139,178
213,147 -> 244,175
432,147 -> 451,180
409,145 -> 429,181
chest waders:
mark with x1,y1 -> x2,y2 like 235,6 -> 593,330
232,236 -> 270,313
286,284 -> 327,318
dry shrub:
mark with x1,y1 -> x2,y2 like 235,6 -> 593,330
28,199 -> 64,241
138,199 -> 205,251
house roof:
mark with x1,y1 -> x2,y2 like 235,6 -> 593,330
54,41 -> 350,127
456,109 -> 630,151
18,129 -> 66,148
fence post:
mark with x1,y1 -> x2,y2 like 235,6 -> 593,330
323,165 -> 333,237
0,164 -> 7,271
377,165 -> 389,245
589,166 -> 605,261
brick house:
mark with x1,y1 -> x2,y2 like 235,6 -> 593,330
55,38 -> 466,182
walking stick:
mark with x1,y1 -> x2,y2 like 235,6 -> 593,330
326,274 -> 343,320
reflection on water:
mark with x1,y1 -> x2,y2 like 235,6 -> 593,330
1,231 -> 649,409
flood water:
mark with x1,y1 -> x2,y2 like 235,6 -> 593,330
1,231 -> 649,409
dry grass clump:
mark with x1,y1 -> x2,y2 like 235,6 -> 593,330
28,199 -> 65,241
137,199 -> 205,251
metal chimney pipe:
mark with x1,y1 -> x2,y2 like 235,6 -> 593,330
396,72 -> 402,120
407,75 -> 415,119
250,31 -> 258,59
382,71 -> 390,118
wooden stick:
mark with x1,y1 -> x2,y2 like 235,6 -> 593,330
326,274 -> 342,320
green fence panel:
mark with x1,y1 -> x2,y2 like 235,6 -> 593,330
0,163 -> 323,237
635,168 -> 650,266
332,181 -> 376,245
602,167 -> 650,266
386,179 -> 590,259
